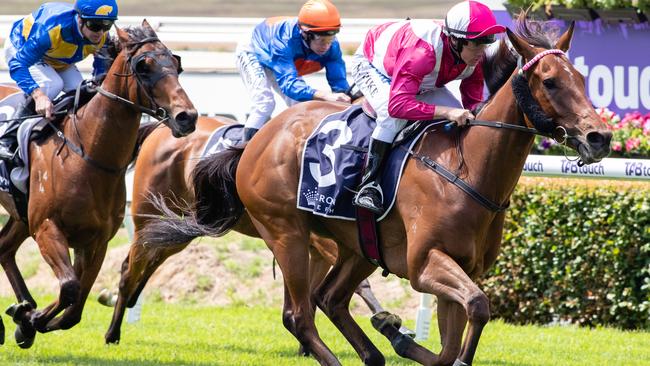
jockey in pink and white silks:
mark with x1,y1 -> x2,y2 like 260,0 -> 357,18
235,0 -> 351,142
0,0 -> 117,160
351,0 -> 506,214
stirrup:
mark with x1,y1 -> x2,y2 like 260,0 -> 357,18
354,182 -> 384,214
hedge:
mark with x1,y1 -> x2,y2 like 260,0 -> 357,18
480,177 -> 649,329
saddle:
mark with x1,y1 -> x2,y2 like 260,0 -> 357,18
0,81 -> 97,222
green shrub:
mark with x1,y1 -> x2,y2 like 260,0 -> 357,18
480,178 -> 649,329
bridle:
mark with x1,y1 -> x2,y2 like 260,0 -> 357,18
95,36 -> 183,123
405,47 -> 582,212
53,36 -> 183,174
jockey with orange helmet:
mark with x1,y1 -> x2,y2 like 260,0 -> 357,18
351,0 -> 505,214
0,0 -> 117,160
236,0 -> 350,142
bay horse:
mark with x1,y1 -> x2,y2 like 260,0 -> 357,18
142,15 -> 611,366
0,20 -> 197,348
104,116 -> 412,345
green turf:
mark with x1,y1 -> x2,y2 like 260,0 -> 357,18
0,298 -> 647,365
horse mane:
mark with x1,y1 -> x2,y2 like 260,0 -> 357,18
482,10 -> 562,98
102,25 -> 159,60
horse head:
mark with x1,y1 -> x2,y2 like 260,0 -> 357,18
114,20 -> 197,137
506,19 -> 611,164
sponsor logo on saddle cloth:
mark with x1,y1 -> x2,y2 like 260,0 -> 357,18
297,105 -> 425,221
200,123 -> 245,158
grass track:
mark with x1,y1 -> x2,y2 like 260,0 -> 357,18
0,297 -> 647,365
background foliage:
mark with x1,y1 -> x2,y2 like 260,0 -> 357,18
481,178 -> 649,329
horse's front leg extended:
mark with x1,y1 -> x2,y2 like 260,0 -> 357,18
45,240 -> 108,331
29,220 -> 80,332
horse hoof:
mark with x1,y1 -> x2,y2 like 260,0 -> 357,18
98,288 -> 117,307
105,332 -> 120,345
371,311 -> 402,332
15,324 -> 36,349
5,301 -> 34,323
297,343 -> 311,357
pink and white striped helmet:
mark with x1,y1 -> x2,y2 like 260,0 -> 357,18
444,1 -> 506,42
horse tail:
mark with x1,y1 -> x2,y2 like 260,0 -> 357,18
136,146 -> 245,248
128,121 -> 162,168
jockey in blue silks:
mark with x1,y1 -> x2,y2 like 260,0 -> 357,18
235,0 -> 351,142
0,0 -> 118,160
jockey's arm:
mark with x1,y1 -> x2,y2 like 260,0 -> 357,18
458,61 -> 485,111
323,44 -> 350,94
7,26 -> 51,96
8,28 -> 55,119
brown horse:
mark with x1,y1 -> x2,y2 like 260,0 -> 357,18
143,16 -> 611,366
103,116 -> 412,345
0,20 -> 197,348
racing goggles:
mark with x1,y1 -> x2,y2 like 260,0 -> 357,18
84,19 -> 114,32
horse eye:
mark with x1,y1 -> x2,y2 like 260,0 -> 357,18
543,78 -> 557,90
135,60 -> 150,74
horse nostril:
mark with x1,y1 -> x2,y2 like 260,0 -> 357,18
175,110 -> 198,126
586,131 -> 612,149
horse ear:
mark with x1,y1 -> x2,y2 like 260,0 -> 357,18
116,26 -> 130,45
555,21 -> 574,52
141,19 -> 157,34
506,27 -> 535,61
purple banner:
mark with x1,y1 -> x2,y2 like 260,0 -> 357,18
495,10 -> 650,114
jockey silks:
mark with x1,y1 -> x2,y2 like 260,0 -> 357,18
7,2 -> 109,95
239,17 -> 348,102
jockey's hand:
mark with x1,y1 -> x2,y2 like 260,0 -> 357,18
32,89 -> 54,120
443,107 -> 475,126
314,90 -> 351,104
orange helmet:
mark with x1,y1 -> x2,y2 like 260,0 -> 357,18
298,0 -> 341,35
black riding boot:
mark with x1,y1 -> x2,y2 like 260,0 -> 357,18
241,127 -> 258,143
0,100 -> 31,161
354,138 -> 391,215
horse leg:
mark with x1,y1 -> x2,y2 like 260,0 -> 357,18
42,241 -> 108,331
436,298 -> 467,364
354,279 -> 416,338
105,236 -> 189,344
0,218 -> 35,306
314,246 -> 385,366
261,224 -> 340,366
7,220 -> 78,347
411,248 -> 490,366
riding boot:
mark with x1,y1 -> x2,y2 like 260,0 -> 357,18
354,138 -> 391,215
242,127 -> 258,143
0,100 -> 32,161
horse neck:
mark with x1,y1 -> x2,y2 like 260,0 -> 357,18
66,56 -> 141,171
462,75 -> 536,203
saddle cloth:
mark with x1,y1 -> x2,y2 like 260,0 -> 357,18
297,104 -> 426,221
200,123 -> 245,158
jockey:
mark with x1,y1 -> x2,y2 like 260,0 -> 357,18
351,0 -> 505,214
0,0 -> 117,160
236,0 -> 351,142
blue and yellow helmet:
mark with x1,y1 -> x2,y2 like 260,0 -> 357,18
74,0 -> 118,21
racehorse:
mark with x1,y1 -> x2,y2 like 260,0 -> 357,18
141,15 -> 611,366
104,116 -> 412,345
0,20 -> 197,348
